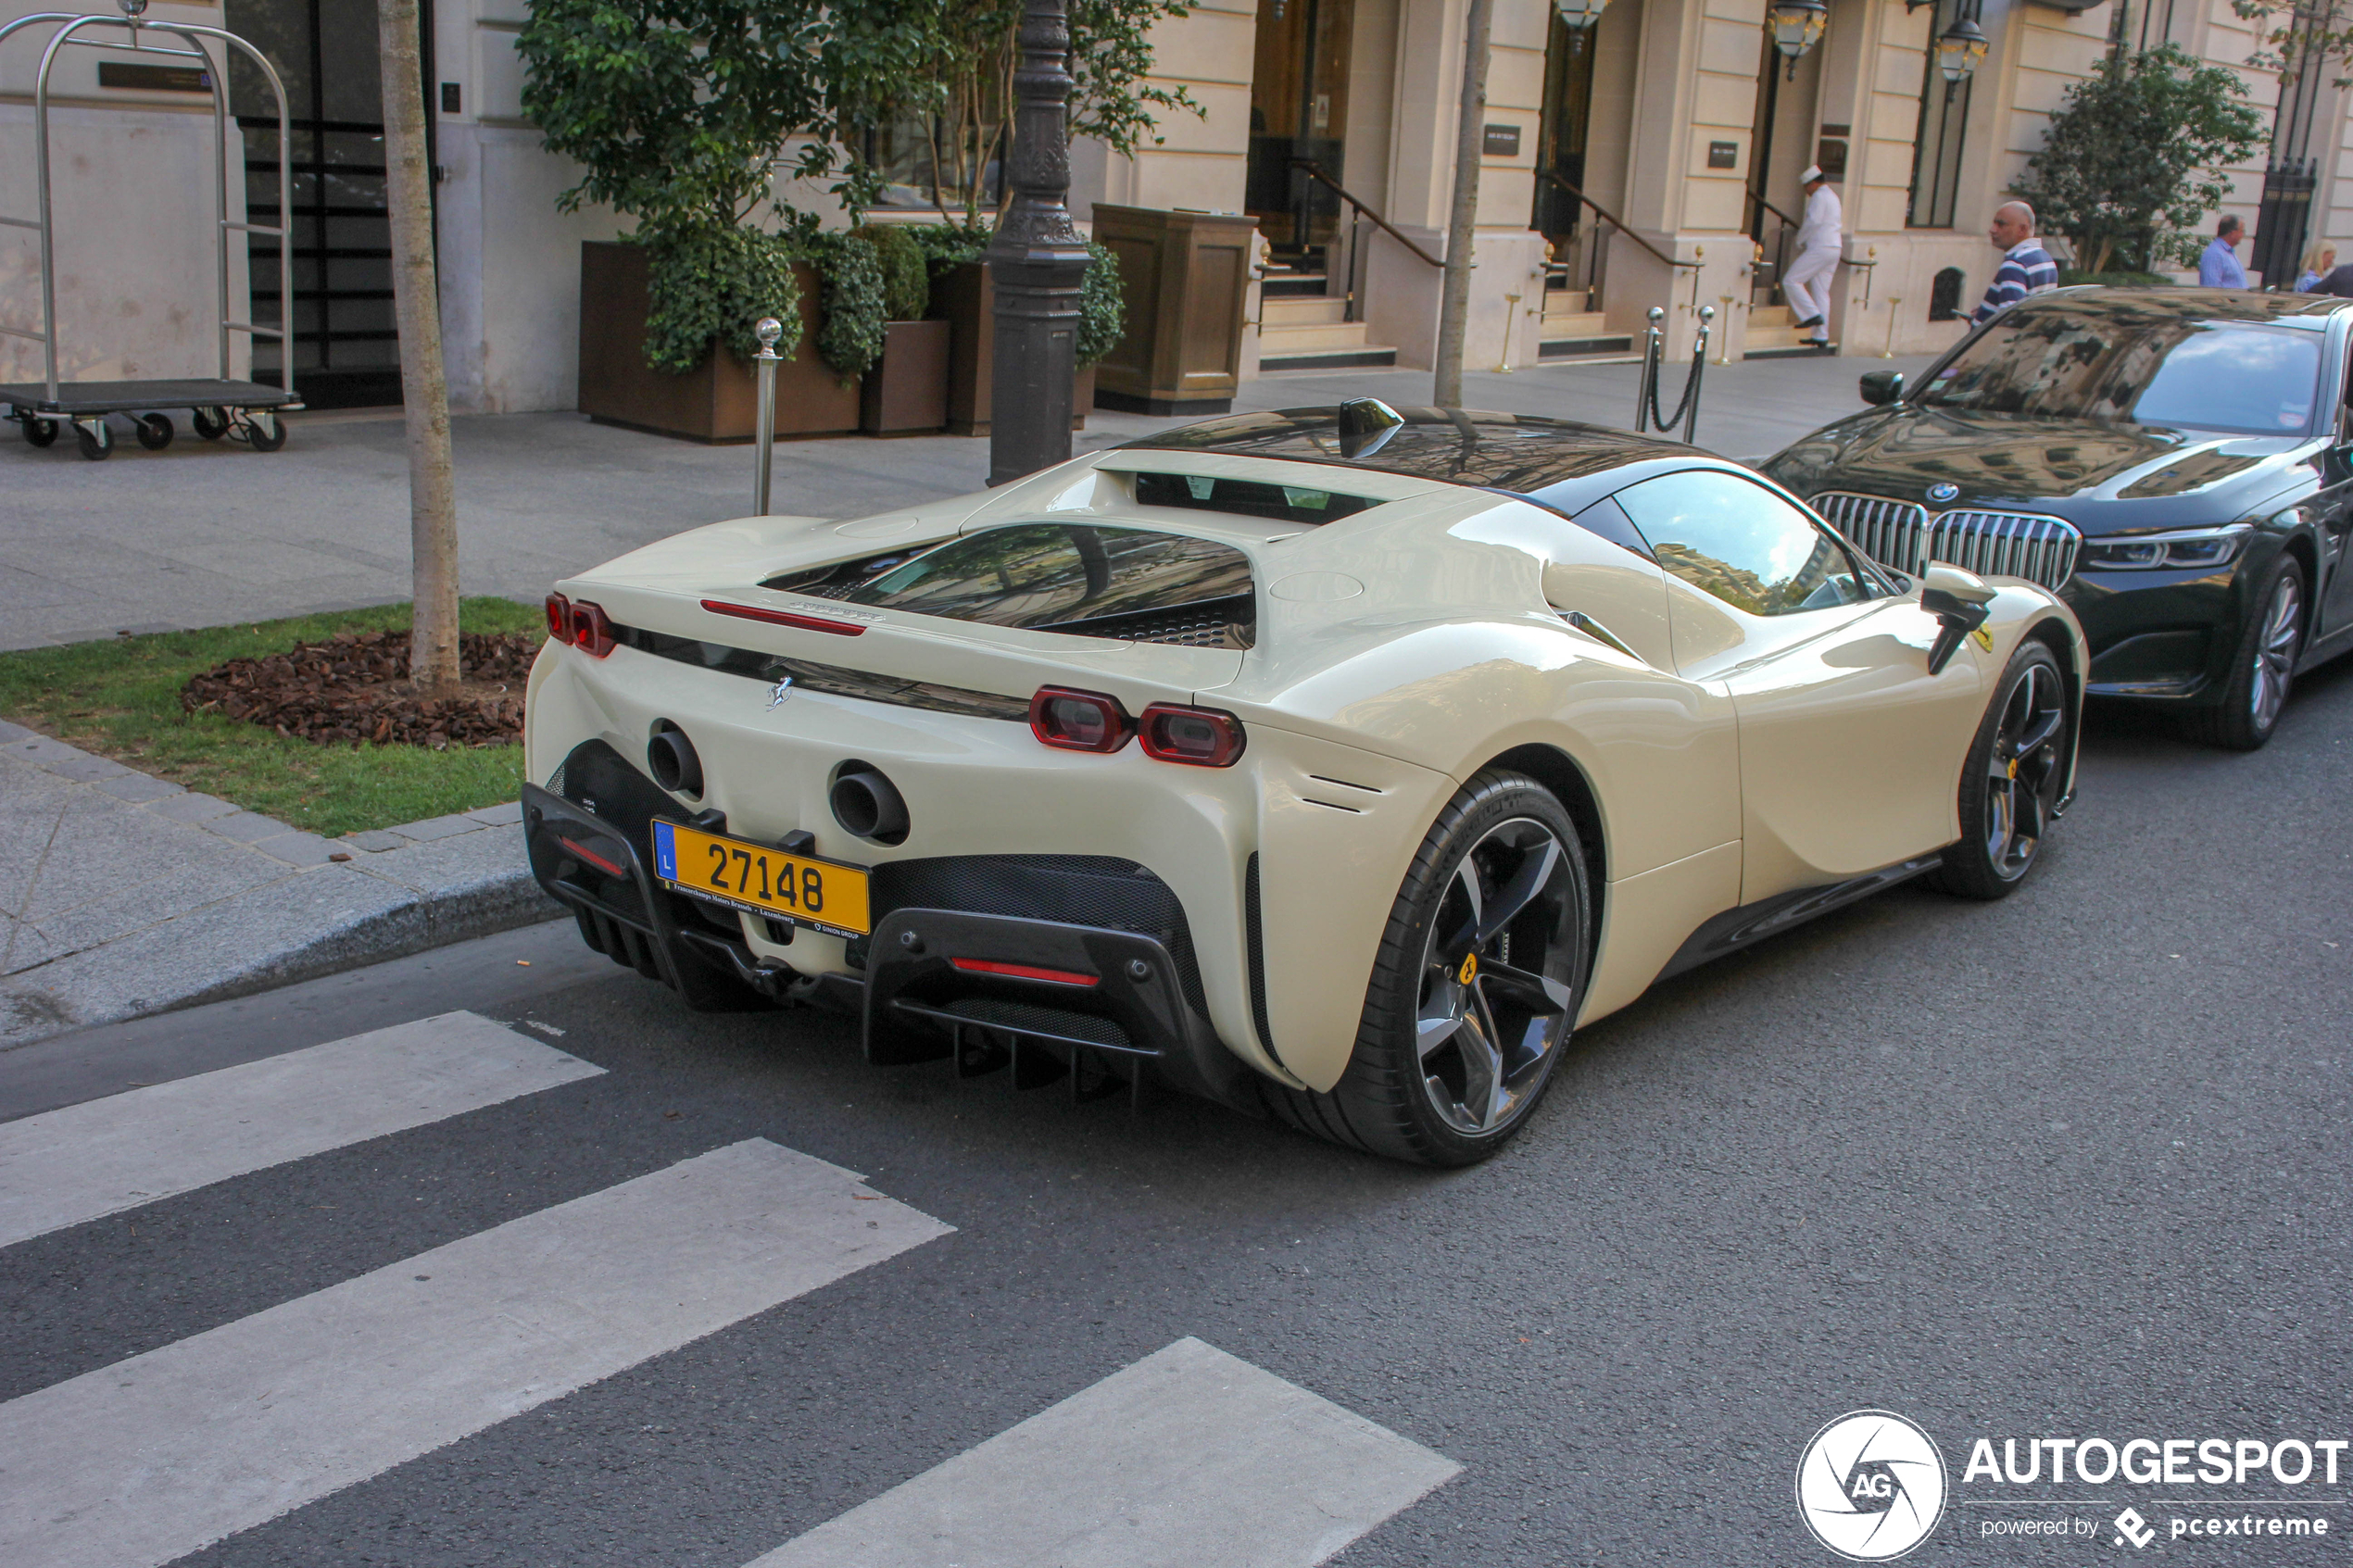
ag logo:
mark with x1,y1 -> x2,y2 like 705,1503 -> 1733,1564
1795,1410 -> 1948,1561
1927,483 -> 1960,504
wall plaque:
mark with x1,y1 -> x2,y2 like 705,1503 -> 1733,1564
1706,140 -> 1739,169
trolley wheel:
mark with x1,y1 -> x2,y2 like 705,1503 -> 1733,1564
135,413 -> 174,451
236,409 -> 287,453
21,416 -> 57,448
75,419 -> 113,461
192,406 -> 230,441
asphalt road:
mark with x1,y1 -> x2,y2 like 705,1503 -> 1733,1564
6,663 -> 2352,1566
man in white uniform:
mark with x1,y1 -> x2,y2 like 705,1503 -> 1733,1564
1780,165 -> 1843,349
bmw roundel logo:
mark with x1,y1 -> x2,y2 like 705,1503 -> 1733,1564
1926,483 -> 1960,504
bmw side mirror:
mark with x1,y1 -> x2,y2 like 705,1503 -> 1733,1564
1919,562 -> 1994,675
1858,370 -> 1904,406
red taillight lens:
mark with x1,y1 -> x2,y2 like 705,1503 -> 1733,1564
1028,686 -> 1134,753
700,599 -> 866,636
1139,703 -> 1246,767
569,599 -> 616,658
950,958 -> 1100,987
545,592 -> 573,645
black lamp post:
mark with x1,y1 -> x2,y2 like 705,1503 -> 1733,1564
988,0 -> 1093,485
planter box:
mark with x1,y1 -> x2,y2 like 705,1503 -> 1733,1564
935,258 -> 1095,435
577,242 -> 858,443
859,320 -> 950,434
1090,206 -> 1256,416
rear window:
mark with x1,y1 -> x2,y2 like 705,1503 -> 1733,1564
778,524 -> 1257,647
1130,470 -> 1376,525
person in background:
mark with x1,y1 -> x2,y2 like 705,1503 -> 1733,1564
2198,216 -> 2248,288
1969,201 -> 2057,323
2296,241 -> 2337,293
1780,165 -> 1843,350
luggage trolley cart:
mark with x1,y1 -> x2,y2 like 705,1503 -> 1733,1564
0,0 -> 297,459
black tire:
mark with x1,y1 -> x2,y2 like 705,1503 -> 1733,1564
1258,769 -> 1591,1166
2184,553 -> 2303,751
192,406 -> 230,440
1924,640 -> 2069,900
21,416 -> 57,448
135,413 -> 173,450
75,419 -> 112,461
238,409 -> 288,452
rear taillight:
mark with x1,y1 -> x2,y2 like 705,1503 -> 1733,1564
1139,703 -> 1247,767
701,599 -> 866,636
569,599 -> 616,658
545,592 -> 572,644
1028,686 -> 1133,753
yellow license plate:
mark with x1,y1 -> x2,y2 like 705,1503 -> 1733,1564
651,820 -> 871,938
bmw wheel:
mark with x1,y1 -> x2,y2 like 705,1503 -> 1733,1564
1925,640 -> 2068,900
1259,770 -> 1591,1166
2186,554 -> 2303,751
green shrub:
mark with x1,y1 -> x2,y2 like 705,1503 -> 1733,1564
807,232 -> 889,379
635,220 -> 803,375
1078,241 -> 1124,367
852,224 -> 932,321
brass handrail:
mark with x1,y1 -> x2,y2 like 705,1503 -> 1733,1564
1538,170 -> 1696,273
1289,159 -> 1443,269
1745,187 -> 1799,232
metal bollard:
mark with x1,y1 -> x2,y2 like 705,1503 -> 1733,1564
1683,305 -> 1715,445
1634,306 -> 1665,430
751,316 -> 782,517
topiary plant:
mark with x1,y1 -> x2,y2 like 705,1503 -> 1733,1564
1076,241 -> 1124,367
635,220 -> 803,374
806,232 -> 889,380
852,224 -> 931,321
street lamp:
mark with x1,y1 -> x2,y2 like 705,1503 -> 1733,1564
1766,0 -> 1828,79
1554,0 -> 1608,30
987,0 -> 1091,485
1906,0 -> 1989,87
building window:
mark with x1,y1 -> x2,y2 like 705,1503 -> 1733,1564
1906,0 -> 1971,229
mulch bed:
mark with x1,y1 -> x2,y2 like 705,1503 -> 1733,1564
181,630 -> 538,748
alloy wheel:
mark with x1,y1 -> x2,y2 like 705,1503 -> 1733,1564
1982,661 -> 2066,881
2249,572 -> 2301,734
1414,818 -> 1579,1135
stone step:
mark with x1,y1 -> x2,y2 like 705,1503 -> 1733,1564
1259,345 -> 1401,370
1540,309 -> 1607,337
1262,295 -> 1350,326
1538,335 -> 1636,361
1744,341 -> 1837,359
1752,305 -> 1793,329
1261,272 -> 1330,298
1258,320 -> 1376,352
1542,286 -> 1590,313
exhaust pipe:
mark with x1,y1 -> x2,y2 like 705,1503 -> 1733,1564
830,766 -> 909,844
647,723 -> 703,797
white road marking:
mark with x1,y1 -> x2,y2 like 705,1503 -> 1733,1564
0,1138 -> 953,1568
744,1336 -> 1460,1568
0,1010 -> 603,1247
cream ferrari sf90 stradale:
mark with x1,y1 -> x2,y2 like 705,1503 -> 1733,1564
522,401 -> 2084,1166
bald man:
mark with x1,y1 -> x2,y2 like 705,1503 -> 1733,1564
1970,201 -> 2057,324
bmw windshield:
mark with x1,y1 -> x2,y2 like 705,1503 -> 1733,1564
1918,307 -> 2323,437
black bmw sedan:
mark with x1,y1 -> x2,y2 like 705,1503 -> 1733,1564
1762,288 -> 2353,748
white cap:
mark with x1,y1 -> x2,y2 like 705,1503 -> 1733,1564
1801,164 -> 1824,183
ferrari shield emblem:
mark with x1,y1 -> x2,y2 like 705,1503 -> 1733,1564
1971,626 -> 1994,651
1458,952 -> 1479,985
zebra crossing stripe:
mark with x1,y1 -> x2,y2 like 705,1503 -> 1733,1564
0,1010 -> 603,1247
0,1138 -> 952,1568
743,1336 -> 1460,1568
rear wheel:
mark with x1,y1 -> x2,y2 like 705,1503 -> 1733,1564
236,410 -> 288,452
2184,554 -> 2302,751
20,416 -> 57,447
1925,641 -> 2068,900
1259,770 -> 1590,1166
192,406 -> 230,440
75,419 -> 112,461
135,413 -> 173,450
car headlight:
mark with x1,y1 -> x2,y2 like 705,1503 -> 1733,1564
2081,523 -> 2252,571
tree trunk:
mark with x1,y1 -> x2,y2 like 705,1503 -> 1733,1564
377,0 -> 460,694
1433,0 -> 1494,408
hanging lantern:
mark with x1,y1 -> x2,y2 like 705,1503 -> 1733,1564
1766,0 -> 1829,79
1554,0 -> 1609,30
1934,10 -> 1988,83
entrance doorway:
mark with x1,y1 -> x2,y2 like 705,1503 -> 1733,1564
1744,29 -> 1824,306
1244,0 -> 1355,270
1531,11 -> 1597,245
224,0 -> 417,408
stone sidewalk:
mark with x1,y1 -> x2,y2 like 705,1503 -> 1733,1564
0,721 -> 555,1047
0,352 -> 1933,651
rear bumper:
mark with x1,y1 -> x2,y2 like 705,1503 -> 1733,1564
520,780 -> 1260,1110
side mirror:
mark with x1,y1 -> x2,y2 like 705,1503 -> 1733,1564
1858,370 -> 1904,406
1918,562 -> 1994,675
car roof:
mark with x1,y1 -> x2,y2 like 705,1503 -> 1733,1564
2027,285 -> 2353,329
1114,406 -> 1706,516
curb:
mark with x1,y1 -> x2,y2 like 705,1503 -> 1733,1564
1,722 -> 562,1047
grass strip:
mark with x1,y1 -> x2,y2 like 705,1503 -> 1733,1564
0,599 -> 544,838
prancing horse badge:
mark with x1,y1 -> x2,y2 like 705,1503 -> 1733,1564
766,675 -> 795,709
